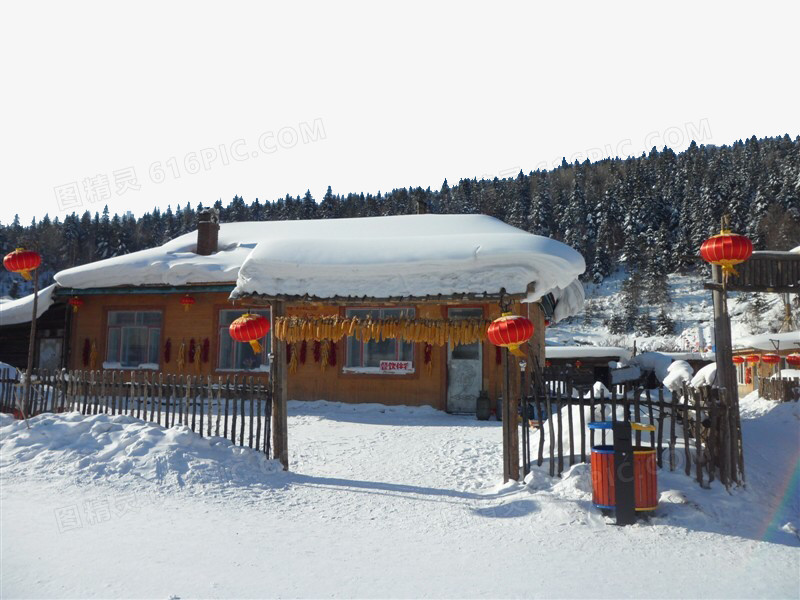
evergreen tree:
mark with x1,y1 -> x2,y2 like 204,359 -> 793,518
656,309 -> 676,335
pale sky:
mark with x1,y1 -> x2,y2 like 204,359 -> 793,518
1,0 -> 798,224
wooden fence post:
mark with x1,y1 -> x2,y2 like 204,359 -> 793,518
272,300 -> 289,470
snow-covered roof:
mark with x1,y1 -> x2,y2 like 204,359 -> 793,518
54,223 -> 259,288
4,216 -> 584,322
232,214 -> 585,305
545,346 -> 631,360
662,351 -> 716,362
548,279 -> 585,324
0,284 -> 57,326
733,330 -> 800,351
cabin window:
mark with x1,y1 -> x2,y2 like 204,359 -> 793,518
106,311 -> 162,368
218,309 -> 271,371
344,307 -> 415,373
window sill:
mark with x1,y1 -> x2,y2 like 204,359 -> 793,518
102,362 -> 159,371
215,366 -> 271,373
342,367 -> 416,375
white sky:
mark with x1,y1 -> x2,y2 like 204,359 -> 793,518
1,0 -> 798,224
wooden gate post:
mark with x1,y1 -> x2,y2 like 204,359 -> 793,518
22,267 -> 40,417
710,264 -> 740,483
501,348 -> 520,482
271,300 -> 289,470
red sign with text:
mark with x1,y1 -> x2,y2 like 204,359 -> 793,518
379,360 -> 412,372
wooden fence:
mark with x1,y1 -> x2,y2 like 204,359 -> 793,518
524,368 -> 745,489
757,377 -> 800,403
0,368 -> 272,456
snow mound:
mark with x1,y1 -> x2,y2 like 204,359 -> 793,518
0,412 -> 279,488
691,363 -> 717,388
738,390 -> 781,419
632,351 -> 673,382
662,360 -> 694,391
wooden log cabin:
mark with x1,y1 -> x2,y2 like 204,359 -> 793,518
0,210 -> 586,413
732,330 -> 800,397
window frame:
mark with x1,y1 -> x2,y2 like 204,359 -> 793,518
104,309 -> 163,370
216,307 -> 272,373
343,306 -> 416,375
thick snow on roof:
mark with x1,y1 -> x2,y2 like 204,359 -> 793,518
549,279 -> 585,323
0,284 -> 56,326
54,224 -> 263,288
734,330 -> 799,351
545,346 -> 631,360
233,214 -> 585,303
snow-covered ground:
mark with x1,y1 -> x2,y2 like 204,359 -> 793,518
2,395 -> 798,599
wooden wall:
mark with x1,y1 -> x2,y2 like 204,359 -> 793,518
68,292 -> 236,376
67,292 -> 546,410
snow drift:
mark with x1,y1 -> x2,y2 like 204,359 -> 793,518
0,412 -> 279,488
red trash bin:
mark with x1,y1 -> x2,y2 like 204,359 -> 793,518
589,421 -> 658,513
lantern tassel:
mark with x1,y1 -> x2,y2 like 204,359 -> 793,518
508,344 -> 526,358
20,269 -> 32,281
720,261 -> 740,277
249,340 -> 262,354
72,305 -> 79,314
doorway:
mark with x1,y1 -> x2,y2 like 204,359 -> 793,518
446,307 -> 483,413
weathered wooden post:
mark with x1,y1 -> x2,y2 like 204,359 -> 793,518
700,220 -> 753,485
271,300 -> 289,470
25,267 -> 39,415
2,247 -> 42,419
711,264 -> 738,408
489,292 -> 534,482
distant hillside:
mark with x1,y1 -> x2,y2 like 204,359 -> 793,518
548,268 -> 794,352
2,134 -> 798,337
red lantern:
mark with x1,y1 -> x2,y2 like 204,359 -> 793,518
544,319 -> 551,327
575,360 -> 583,369
487,313 -> 534,357
786,353 -> 800,367
761,353 -> 781,365
3,247 -> 41,281
732,355 -> 745,365
745,354 -> 761,364
545,360 -> 552,368
229,313 -> 270,354
180,294 -> 195,312
68,296 -> 83,313
700,229 -> 753,278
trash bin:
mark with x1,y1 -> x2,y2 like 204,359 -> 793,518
589,422 -> 658,514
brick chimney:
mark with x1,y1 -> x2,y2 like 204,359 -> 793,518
196,208 -> 220,255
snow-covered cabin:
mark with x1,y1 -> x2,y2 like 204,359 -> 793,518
732,330 -> 800,395
544,345 -> 631,388
0,211 -> 585,411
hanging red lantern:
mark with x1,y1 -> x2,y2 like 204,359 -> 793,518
575,360 -> 583,369
700,228 -> 753,278
228,313 -> 270,354
3,247 -> 41,281
761,353 -> 781,365
68,296 -> 84,313
786,353 -> 800,367
487,313 -> 534,357
545,360 -> 552,368
745,354 -> 761,364
732,355 -> 745,365
180,294 -> 196,312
